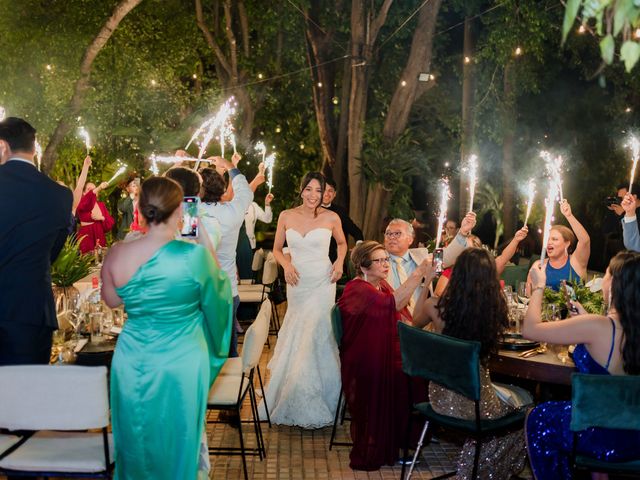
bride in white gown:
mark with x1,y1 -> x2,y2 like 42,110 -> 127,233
260,172 -> 347,428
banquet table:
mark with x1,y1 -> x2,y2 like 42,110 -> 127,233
490,348 -> 575,386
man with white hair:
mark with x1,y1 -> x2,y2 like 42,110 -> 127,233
384,212 -> 476,311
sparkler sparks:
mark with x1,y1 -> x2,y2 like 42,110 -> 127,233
106,160 -> 128,185
35,138 -> 43,171
523,178 -> 536,226
78,127 -> 91,155
265,152 -> 276,193
540,179 -> 559,264
185,97 -> 236,170
467,154 -> 478,213
627,135 -> 640,194
434,179 -> 450,250
540,151 -> 564,202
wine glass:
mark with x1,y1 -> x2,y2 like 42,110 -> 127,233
67,296 -> 86,341
517,281 -> 530,307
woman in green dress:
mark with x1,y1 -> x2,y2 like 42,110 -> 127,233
101,176 -> 233,479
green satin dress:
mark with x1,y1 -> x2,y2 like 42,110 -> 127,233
110,240 -> 232,480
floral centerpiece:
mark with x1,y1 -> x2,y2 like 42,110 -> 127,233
51,236 -> 94,312
543,280 -> 605,316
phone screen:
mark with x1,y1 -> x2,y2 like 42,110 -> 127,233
181,197 -> 199,238
433,248 -> 444,274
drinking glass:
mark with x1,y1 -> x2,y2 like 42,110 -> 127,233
89,312 -> 104,343
112,307 -> 125,328
517,281 -> 530,307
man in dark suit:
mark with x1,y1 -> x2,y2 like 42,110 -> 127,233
0,117 -> 72,365
322,177 -> 364,263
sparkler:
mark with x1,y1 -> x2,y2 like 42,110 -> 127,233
434,179 -> 450,250
185,97 -> 236,170
540,151 -> 564,202
539,179 -> 559,265
106,161 -> 128,185
149,153 -> 213,175
0,106 -> 5,121
35,138 -> 43,171
627,135 -> 640,194
265,153 -> 276,193
78,127 -> 91,155
230,133 -> 237,155
254,141 -> 267,163
467,154 -> 478,212
523,178 -> 536,226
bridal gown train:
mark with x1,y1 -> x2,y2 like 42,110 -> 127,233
259,227 -> 341,428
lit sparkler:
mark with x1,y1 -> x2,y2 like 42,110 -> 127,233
254,141 -> 267,163
539,179 -> 559,265
106,161 -> 128,185
627,135 -> 640,194
467,154 -> 478,212
434,179 -> 450,250
35,138 -> 43,171
0,106 -> 5,121
78,127 -> 91,155
185,97 -> 236,170
265,153 -> 276,193
523,178 -> 536,226
230,133 -> 237,155
540,151 -> 564,202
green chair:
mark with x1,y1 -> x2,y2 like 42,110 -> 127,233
397,322 -> 527,480
329,304 -> 352,450
570,373 -> 640,475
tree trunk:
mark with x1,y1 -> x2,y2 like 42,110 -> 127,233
502,61 -> 516,240
459,16 -> 476,217
334,47 -> 352,208
361,0 -> 441,240
41,0 -> 144,174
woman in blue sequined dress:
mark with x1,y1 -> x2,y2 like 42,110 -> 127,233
522,251 -> 640,480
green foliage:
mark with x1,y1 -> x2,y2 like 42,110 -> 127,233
563,0 -> 640,71
51,236 -> 94,287
543,281 -> 604,315
475,183 -> 504,249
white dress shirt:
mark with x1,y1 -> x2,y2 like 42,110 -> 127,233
244,202 -> 273,249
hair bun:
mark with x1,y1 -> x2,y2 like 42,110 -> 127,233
142,204 -> 158,221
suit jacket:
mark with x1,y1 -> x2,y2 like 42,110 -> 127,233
323,203 -> 364,263
385,235 -> 467,291
0,160 -> 73,329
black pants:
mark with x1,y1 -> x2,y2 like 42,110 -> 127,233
0,322 -> 53,365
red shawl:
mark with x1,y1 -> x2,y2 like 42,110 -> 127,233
337,278 -> 413,470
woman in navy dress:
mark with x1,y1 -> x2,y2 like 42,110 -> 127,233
522,251 -> 640,480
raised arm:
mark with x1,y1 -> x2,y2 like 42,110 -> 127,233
443,212 -> 476,267
495,226 -> 528,275
393,259 -> 435,311
72,156 -> 92,213
621,193 -> 640,252
249,161 -> 266,192
560,200 -> 590,274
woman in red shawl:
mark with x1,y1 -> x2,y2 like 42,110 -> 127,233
337,240 -> 435,471
77,181 -> 114,253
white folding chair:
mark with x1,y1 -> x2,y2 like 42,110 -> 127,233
238,248 -> 265,286
0,365 -> 113,478
208,299 -> 271,480
238,252 -> 281,334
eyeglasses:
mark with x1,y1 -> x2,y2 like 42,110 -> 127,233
384,231 -> 404,239
370,257 -> 391,265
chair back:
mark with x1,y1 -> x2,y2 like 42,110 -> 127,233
570,373 -> 640,432
251,248 -> 265,273
500,265 -> 528,290
330,304 -> 343,347
0,365 -> 109,431
241,299 -> 271,374
398,322 -> 482,401
262,253 -> 278,285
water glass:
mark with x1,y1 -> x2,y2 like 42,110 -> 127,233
517,281 -> 530,306
89,312 -> 104,343
112,307 -> 125,327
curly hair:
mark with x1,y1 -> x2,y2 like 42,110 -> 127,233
436,248 -> 509,360
609,251 -> 640,374
200,167 -> 227,203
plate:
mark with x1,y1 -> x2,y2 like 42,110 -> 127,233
499,333 -> 540,351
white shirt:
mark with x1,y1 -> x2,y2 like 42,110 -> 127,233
244,202 -> 273,249
200,169 -> 253,297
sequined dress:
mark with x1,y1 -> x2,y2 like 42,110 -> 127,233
526,323 -> 640,480
429,366 -> 530,479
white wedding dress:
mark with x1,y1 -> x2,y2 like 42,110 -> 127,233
259,227 -> 341,428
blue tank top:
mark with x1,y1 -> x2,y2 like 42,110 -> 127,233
573,318 -> 616,375
545,255 -> 580,291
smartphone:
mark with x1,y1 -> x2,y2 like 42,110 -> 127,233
180,196 -> 199,238
433,248 -> 444,274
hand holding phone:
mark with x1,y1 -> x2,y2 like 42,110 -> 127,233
181,197 -> 200,238
432,248 -> 444,274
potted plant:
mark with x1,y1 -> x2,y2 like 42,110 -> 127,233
51,235 -> 94,313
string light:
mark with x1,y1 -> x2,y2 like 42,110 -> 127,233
150,79 -> 157,86
192,74 -> 197,79
626,107 -> 632,113
578,25 -> 586,34
317,82 -> 323,87
46,64 -> 52,71
429,74 -> 436,81
635,28 -> 640,39
514,46 -> 523,56
464,56 -> 471,64
258,73 -> 264,79
275,126 -> 281,133
332,97 -> 339,105
299,143 -> 305,150
401,80 -> 407,87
